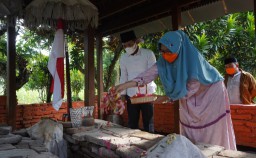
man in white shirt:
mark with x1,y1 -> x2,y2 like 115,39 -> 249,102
224,57 -> 256,104
119,30 -> 157,133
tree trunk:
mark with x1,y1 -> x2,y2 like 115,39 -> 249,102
105,43 -> 123,91
46,75 -> 52,103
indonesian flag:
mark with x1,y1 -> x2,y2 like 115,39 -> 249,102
48,20 -> 65,111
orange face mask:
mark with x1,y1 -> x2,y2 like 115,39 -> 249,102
225,67 -> 236,75
162,52 -> 178,63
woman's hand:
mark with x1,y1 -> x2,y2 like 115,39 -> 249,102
114,81 -> 138,94
153,95 -> 174,104
114,84 -> 126,94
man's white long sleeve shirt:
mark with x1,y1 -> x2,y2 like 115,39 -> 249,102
119,48 -> 157,97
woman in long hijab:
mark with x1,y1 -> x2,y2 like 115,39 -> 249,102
115,30 -> 236,150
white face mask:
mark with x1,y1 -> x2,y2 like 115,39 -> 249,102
125,44 -> 137,55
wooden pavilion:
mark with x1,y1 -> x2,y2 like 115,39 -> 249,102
2,0 -> 255,131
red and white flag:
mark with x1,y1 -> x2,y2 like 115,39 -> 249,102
48,20 -> 65,111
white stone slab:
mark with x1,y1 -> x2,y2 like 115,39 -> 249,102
13,128 -> 29,137
131,138 -> 162,150
30,146 -> 48,153
0,134 -> 22,144
94,119 -> 123,128
28,139 -> 44,147
196,143 -> 224,157
101,126 -> 140,137
72,129 -> 99,141
15,143 -> 30,149
218,150 -> 256,158
98,146 -> 119,158
0,144 -> 16,151
130,131 -> 163,140
0,126 -> 11,135
65,126 -> 94,135
116,145 -> 145,158
0,149 -> 39,158
63,133 -> 79,144
73,129 -> 141,150
38,152 -> 59,158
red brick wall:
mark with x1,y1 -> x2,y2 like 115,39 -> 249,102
0,96 -> 255,148
231,105 -> 256,148
121,103 -> 175,133
121,103 -> 256,148
0,96 -> 99,129
0,96 -> 7,124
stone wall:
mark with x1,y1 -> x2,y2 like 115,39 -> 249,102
0,96 -> 255,148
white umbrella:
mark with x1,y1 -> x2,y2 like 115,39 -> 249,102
24,0 -> 98,30
24,0 -> 98,114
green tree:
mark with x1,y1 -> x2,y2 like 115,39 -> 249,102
103,36 -> 123,91
25,54 -> 50,103
70,69 -> 84,101
0,21 -> 54,102
68,34 -> 123,92
0,26 -> 34,95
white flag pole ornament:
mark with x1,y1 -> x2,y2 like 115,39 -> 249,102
48,19 -> 65,111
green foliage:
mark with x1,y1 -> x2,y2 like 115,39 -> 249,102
102,48 -> 119,90
141,32 -> 167,95
246,12 -> 255,39
208,52 -> 225,75
17,88 -> 41,104
0,35 -> 7,94
70,69 -> 84,100
141,32 -> 165,60
25,54 -> 49,103
101,36 -> 122,91
194,33 -> 210,56
186,11 -> 256,76
69,42 -> 84,71
0,23 -> 54,98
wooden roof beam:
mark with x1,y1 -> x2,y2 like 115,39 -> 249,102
97,0 -> 147,19
95,0 -> 202,20
100,12 -> 172,36
178,0 -> 201,8
98,0 -> 173,35
98,0 -> 203,36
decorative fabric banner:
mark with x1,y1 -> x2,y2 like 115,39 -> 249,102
48,20 -> 65,111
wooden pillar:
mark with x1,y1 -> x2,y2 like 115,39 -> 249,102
84,26 -> 95,107
6,17 -> 17,130
172,7 -> 182,30
172,7 -> 182,134
65,37 -> 72,120
96,34 -> 104,119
